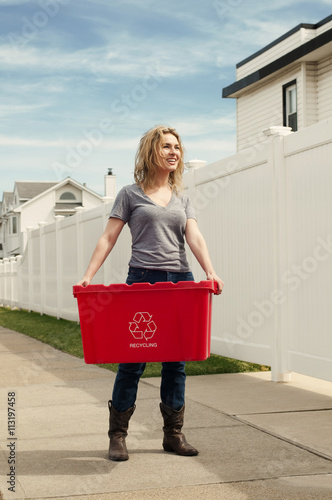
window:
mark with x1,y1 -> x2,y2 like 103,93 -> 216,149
283,81 -> 297,131
12,217 -> 17,234
59,192 -> 76,201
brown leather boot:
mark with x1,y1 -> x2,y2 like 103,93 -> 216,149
108,400 -> 135,461
160,402 -> 198,456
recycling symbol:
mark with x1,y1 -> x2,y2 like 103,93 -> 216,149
129,312 -> 157,341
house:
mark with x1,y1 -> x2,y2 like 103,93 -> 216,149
0,172 -> 116,258
222,14 -> 332,151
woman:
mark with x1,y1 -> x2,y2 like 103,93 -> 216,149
77,125 -> 223,461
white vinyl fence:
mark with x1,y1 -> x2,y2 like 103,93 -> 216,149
12,204 -> 132,322
1,119 -> 332,383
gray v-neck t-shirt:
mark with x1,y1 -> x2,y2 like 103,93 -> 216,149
109,184 -> 196,271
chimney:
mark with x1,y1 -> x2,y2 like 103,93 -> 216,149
104,168 -> 116,199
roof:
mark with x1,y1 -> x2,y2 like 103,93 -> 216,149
13,177 -> 103,213
236,14 -> 332,68
15,182 -> 59,200
3,191 -> 13,206
223,15 -> 332,98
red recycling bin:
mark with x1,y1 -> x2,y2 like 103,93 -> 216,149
73,280 -> 217,364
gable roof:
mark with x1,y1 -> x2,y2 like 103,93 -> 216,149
15,182 -> 58,200
55,177 -> 103,199
3,191 -> 13,206
13,177 -> 103,212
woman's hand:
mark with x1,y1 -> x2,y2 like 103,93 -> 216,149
206,272 -> 224,295
76,277 -> 91,287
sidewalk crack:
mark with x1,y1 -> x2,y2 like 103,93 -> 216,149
230,414 -> 332,463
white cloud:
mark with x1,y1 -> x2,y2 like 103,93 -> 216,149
1,79 -> 67,95
185,138 -> 235,153
175,116 -> 236,137
97,137 -> 140,151
1,0 -> 322,83
0,135 -> 67,147
0,0 -> 29,3
0,40 -> 215,79
0,103 -> 49,116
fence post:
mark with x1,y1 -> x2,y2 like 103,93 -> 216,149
269,129 -> 292,382
185,160 -> 207,204
16,255 -> 22,309
75,207 -> 86,286
9,257 -> 16,308
102,198 -> 112,285
184,160 -> 206,271
26,226 -> 34,312
0,259 -> 3,306
2,258 -> 9,306
54,215 -> 65,320
38,222 -> 48,315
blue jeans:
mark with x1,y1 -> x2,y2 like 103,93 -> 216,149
111,267 -> 194,412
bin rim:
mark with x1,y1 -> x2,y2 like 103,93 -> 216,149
73,279 -> 218,297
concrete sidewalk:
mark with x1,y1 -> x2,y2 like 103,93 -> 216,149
0,325 -> 332,500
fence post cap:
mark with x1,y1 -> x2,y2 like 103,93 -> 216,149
263,126 -> 293,137
185,159 -> 207,169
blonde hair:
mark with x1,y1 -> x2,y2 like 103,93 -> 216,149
134,125 -> 185,193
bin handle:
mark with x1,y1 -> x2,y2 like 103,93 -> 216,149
211,280 -> 219,294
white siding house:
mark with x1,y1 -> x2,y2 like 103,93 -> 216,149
222,15 -> 332,151
0,176 -> 116,257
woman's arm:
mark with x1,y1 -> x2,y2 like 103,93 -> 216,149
185,218 -> 224,294
76,217 -> 126,287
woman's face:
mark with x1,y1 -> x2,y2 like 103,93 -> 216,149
155,133 -> 181,173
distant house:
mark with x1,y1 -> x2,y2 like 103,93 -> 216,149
0,173 -> 116,258
222,14 -> 332,151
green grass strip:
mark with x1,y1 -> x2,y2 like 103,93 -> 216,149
0,307 -> 270,377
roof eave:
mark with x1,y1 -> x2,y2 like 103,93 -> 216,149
222,27 -> 332,98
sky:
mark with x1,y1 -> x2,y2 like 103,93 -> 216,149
0,0 -> 331,198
